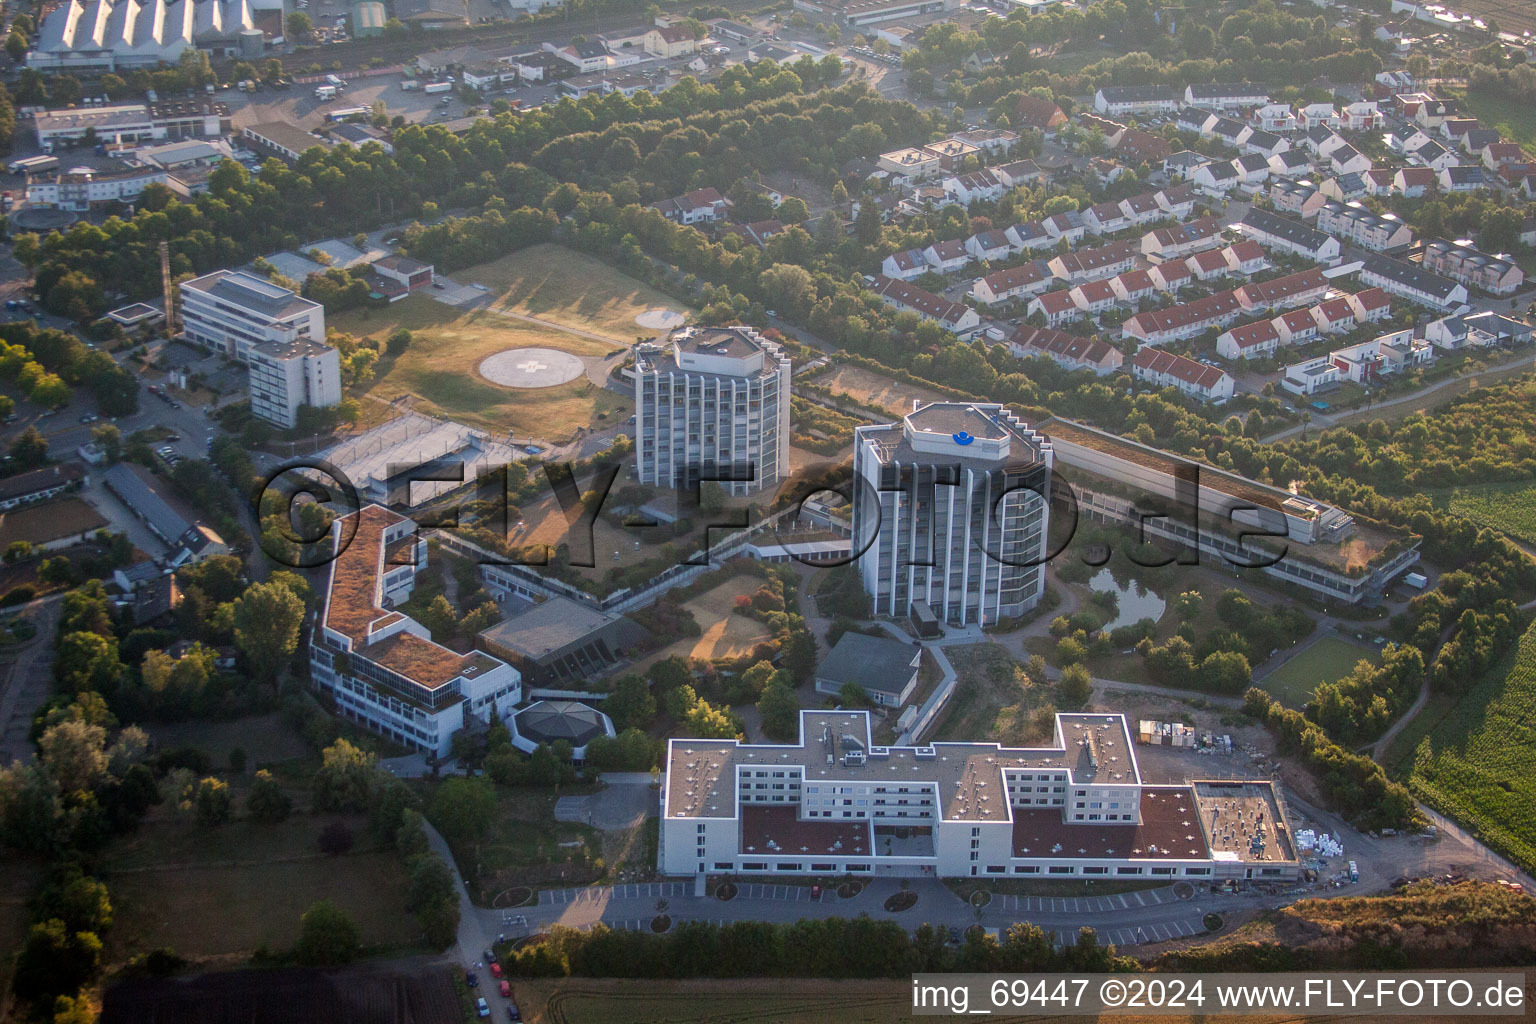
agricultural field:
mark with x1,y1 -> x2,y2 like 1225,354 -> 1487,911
331,294 -> 631,442
1260,635 -> 1382,708
1396,619 -> 1536,875
100,814 -> 421,961
454,244 -> 689,342
1425,480 -> 1536,548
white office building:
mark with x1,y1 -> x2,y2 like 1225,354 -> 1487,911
179,269 -> 326,364
659,709 -> 1300,882
309,505 -> 522,757
853,402 -> 1051,628
248,337 -> 341,428
633,326 -> 790,497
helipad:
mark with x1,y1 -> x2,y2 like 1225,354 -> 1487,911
478,347 -> 586,388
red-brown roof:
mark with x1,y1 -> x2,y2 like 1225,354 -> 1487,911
1015,94 -> 1067,130
1011,787 -> 1211,860
1223,319 -> 1279,349
1134,348 -> 1230,391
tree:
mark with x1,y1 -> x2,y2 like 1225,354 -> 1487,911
777,196 -> 811,224
194,776 -> 232,826
246,769 -> 292,823
36,871 -> 112,935
5,31 -> 26,61
318,821 -> 355,855
294,900 -> 358,966
1174,590 -> 1203,620
756,681 -> 799,741
89,423 -> 121,463
1054,664 -> 1092,708
602,674 -> 656,732
418,594 -> 457,641
759,263 -> 816,320
232,581 -> 305,683
4,540 -> 32,564
312,739 -> 377,812
854,201 -> 883,245
427,776 -> 496,844
681,699 -> 740,739
285,10 -> 313,37
12,919 -> 101,1004
9,425 -> 48,469
38,558 -> 74,587
38,719 -> 107,793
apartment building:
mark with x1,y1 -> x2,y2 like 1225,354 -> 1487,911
1314,201 -> 1413,251
310,505 -> 523,757
247,338 -> 341,429
871,276 -> 982,336
1216,319 -> 1281,360
633,326 -> 790,497
1236,209 -> 1342,264
1047,240 -> 1137,283
1122,290 -> 1243,346
1093,85 -> 1179,116
1185,82 -> 1270,109
1359,253 -> 1469,309
659,709 -> 1300,881
853,402 -> 1051,628
1009,327 -> 1124,375
1234,268 -> 1330,312
1131,349 -> 1234,402
179,270 -> 326,364
969,263 -> 1052,306
1418,238 -> 1525,296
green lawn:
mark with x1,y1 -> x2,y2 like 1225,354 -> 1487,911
1395,619 -> 1536,875
1451,87 -> 1536,152
1425,479 -> 1536,548
1260,635 -> 1381,708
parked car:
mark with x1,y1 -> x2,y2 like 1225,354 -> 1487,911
476,997 -> 490,1018
484,948 -> 497,965
498,980 -> 511,998
489,963 -> 503,979
465,970 -> 478,988
506,1002 -> 520,1021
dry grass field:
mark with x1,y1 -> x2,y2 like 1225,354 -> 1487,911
816,364 -> 959,418
457,244 -> 688,342
333,294 -> 630,441
100,814 -> 420,962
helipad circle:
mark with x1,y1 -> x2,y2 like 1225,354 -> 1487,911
478,347 -> 586,388
635,308 -> 686,330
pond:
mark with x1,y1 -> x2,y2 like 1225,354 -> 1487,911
1089,569 -> 1167,632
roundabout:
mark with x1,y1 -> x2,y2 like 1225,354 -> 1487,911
478,347 -> 586,388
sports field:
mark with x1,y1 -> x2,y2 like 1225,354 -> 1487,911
456,244 -> 689,342
1395,619 -> 1536,875
332,295 -> 630,441
1426,479 -> 1536,548
1260,635 -> 1381,708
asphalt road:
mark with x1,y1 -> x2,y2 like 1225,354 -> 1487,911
0,595 -> 61,765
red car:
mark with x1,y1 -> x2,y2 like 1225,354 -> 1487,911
498,980 -> 511,998
489,962 -> 503,979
